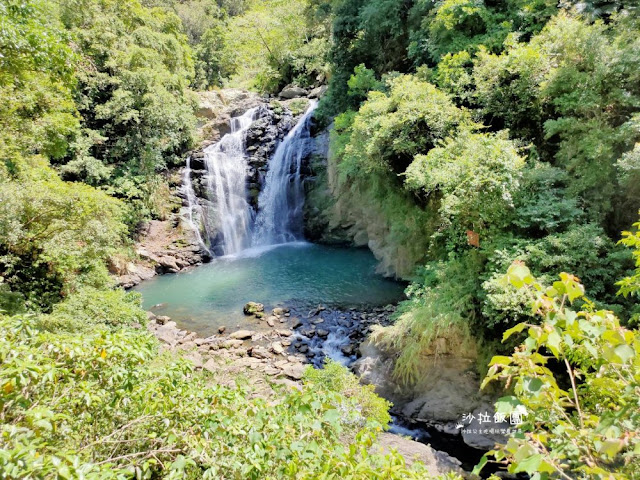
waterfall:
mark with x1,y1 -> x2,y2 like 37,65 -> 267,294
252,100 -> 318,246
201,108 -> 257,255
183,101 -> 317,257
182,156 -> 208,249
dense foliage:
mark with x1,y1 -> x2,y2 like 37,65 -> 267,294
2,0 -> 639,477
478,263 -> 639,479
0,300 -> 452,479
306,2 -> 640,477
315,0 -> 639,370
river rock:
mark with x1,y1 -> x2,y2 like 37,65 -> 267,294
157,256 -> 180,273
266,316 -> 276,327
250,346 -> 273,359
272,307 -> 289,316
317,329 -> 329,338
282,363 -> 305,380
229,330 -> 255,340
156,315 -> 170,325
271,342 -> 285,355
223,339 -> 245,349
341,344 -> 355,356
218,326 -> 226,334
243,302 -> 264,315
203,358 -> 218,373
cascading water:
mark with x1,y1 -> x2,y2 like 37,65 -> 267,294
200,108 -> 257,255
183,102 -> 318,256
252,100 -> 318,246
182,156 -> 207,249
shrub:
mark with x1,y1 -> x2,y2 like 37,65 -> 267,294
478,263 -> 640,479
0,314 -> 452,479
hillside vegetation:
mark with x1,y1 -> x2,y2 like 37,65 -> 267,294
1,0 -> 639,478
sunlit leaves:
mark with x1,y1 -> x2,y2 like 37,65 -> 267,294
480,265 -> 640,479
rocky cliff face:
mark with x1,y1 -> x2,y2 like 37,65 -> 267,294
301,126 -> 424,278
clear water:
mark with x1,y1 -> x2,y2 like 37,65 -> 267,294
134,243 -> 405,337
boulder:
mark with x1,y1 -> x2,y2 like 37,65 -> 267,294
243,302 -> 264,315
184,351 -> 204,369
279,85 -> 308,99
157,256 -> 180,273
196,91 -> 225,119
374,433 -> 464,475
308,85 -> 328,99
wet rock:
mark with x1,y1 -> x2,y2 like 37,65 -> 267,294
218,325 -> 226,334
308,304 -> 326,317
272,307 -> 289,316
291,318 -> 303,329
156,315 -> 170,325
266,317 -> 276,327
341,344 -> 355,356
300,327 -> 316,338
229,330 -> 255,340
243,302 -> 264,315
316,329 -> 329,338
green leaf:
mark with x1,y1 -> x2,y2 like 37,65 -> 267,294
503,323 -> 527,342
614,344 -> 635,363
514,453 -> 542,473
